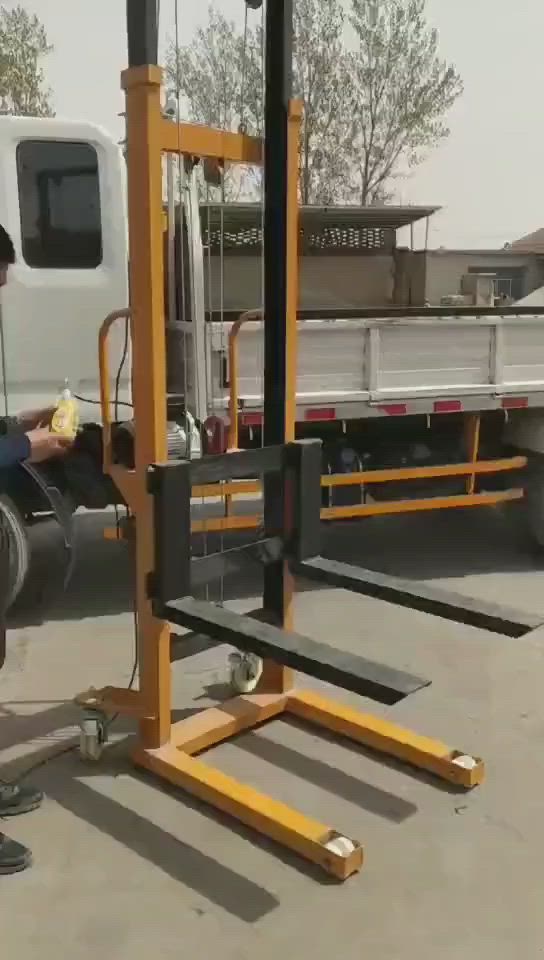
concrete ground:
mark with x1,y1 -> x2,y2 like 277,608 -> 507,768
1,503 -> 544,958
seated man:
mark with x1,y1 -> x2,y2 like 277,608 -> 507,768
0,224 -> 74,874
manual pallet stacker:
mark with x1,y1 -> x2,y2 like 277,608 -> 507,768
76,0 -> 540,880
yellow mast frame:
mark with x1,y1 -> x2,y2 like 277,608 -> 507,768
76,8 -> 484,882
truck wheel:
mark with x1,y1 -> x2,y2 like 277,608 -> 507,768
0,495 -> 30,609
7,512 -> 74,627
322,442 -> 364,507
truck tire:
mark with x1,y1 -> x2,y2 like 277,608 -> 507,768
2,465 -> 76,627
0,494 -> 31,610
322,442 -> 364,508
7,512 -> 72,626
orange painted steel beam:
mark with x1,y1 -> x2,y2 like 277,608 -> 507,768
192,480 -> 262,499
98,308 -> 131,475
321,488 -> 523,521
191,515 -> 261,534
288,690 -> 484,789
134,740 -> 363,881
465,413 -> 481,496
170,693 -> 287,752
189,457 -> 526,503
122,63 -> 172,749
160,119 -> 263,165
320,456 -> 527,487
227,311 -> 262,451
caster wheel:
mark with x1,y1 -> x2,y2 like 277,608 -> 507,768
229,651 -> 263,694
79,712 -> 108,761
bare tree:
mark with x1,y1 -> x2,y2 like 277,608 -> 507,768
345,0 -> 462,204
0,5 -> 53,117
166,6 -> 260,135
165,6 -> 262,199
292,0 -> 347,204
165,0 -> 347,203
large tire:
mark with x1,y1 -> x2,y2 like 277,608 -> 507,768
7,512 -> 73,627
321,442 -> 364,508
1,467 -> 76,627
0,494 -> 31,610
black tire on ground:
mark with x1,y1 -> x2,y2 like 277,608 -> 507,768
6,512 -> 73,628
0,495 -> 31,611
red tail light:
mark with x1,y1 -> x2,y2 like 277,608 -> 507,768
434,400 -> 462,413
305,407 -> 336,422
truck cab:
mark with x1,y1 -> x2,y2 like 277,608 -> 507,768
0,116 -> 130,419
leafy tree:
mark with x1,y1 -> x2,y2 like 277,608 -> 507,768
0,5 -> 53,117
345,0 -> 463,204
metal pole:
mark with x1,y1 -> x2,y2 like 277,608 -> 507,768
166,156 -> 176,333
262,0 -> 293,448
124,0 -> 171,747
126,0 -> 158,67
261,0 -> 295,678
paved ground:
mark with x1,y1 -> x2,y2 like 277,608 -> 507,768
1,503 -> 544,958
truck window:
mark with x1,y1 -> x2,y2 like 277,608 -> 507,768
16,140 -> 102,269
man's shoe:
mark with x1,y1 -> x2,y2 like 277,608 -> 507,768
0,782 -> 43,817
0,833 -> 32,874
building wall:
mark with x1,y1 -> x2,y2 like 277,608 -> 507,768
203,248 -> 544,313
205,254 -> 396,311
425,251 -> 544,304
393,249 -> 427,305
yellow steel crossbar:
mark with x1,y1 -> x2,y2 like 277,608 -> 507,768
321,489 -> 523,521
320,456 -> 527,486
160,119 -> 263,165
192,456 -> 527,499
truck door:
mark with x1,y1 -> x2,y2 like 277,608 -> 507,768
0,117 -> 129,421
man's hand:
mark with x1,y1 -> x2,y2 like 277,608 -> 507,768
17,407 -> 56,431
25,428 -> 73,463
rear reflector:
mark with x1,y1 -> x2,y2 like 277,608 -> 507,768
434,400 -> 462,413
241,413 -> 263,427
305,407 -> 336,422
501,397 -> 528,410
379,404 -> 407,416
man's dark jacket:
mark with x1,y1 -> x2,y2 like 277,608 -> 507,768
0,432 -> 29,470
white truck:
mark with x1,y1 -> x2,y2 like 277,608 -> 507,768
1,114 -> 544,615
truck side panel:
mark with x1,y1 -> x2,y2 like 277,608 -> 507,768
210,315 -> 544,420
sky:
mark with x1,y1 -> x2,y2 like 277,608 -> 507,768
7,0 -> 544,249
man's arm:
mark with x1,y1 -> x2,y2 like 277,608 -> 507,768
0,428 -> 72,467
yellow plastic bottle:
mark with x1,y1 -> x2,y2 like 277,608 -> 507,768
50,381 -> 80,439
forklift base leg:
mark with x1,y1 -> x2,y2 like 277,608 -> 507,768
132,689 -> 484,881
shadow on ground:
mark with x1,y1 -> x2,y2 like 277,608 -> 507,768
38,501 -> 541,624
0,711 -> 420,918
2,503 -> 536,919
